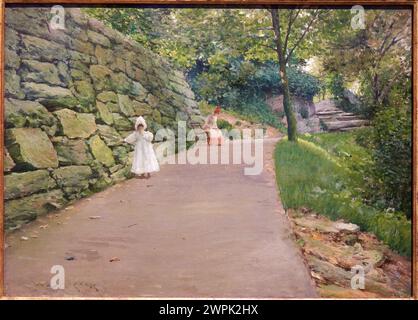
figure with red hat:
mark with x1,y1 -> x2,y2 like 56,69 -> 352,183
203,105 -> 224,146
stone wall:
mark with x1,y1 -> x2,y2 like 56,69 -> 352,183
4,7 -> 202,229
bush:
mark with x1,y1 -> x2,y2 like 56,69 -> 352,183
217,119 -> 233,131
363,106 -> 412,218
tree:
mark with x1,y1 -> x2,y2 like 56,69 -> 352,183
318,10 -> 411,117
269,9 -> 325,141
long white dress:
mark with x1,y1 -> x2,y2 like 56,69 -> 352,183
124,131 -> 160,175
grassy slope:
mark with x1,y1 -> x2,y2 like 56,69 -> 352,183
275,131 -> 411,256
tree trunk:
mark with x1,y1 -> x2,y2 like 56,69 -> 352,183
270,9 -> 297,141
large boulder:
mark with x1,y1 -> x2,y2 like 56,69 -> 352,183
52,165 -> 92,188
6,127 -> 58,169
20,34 -> 69,63
5,170 -> 56,200
5,189 -> 67,229
22,82 -> 78,109
20,60 -> 62,86
53,137 -> 93,165
54,108 -> 97,138
5,98 -> 56,130
88,135 -> 115,167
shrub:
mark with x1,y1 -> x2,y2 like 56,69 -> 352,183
217,119 -> 233,131
364,106 -> 412,218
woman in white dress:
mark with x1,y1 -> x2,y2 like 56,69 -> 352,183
124,116 -> 160,179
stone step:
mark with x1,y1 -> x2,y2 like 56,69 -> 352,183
316,110 -> 344,116
339,126 -> 367,132
324,119 -> 369,131
336,115 -> 361,121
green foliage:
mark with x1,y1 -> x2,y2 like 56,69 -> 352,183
360,106 -> 412,218
189,57 -> 320,128
217,119 -> 233,131
328,73 -> 345,99
287,68 -> 322,100
318,10 -> 411,119
275,134 -> 411,256
83,8 -> 171,50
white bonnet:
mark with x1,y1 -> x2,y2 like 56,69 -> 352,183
135,116 -> 147,130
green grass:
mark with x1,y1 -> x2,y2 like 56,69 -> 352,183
275,131 -> 411,257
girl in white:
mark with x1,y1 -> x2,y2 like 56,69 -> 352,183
124,116 -> 160,179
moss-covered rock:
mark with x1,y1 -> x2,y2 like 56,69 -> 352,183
112,113 -> 133,131
6,128 -> 58,169
73,80 -> 95,109
96,101 -> 114,125
52,165 -> 92,188
110,164 -> 132,183
117,94 -> 135,116
87,30 -> 111,47
152,109 -> 162,123
20,34 -> 69,63
89,65 -> 112,91
89,160 -> 113,191
22,82 -> 78,109
5,69 -> 24,99
21,59 -> 62,86
112,145 -> 130,164
53,137 -> 93,165
5,98 -> 56,129
5,47 -> 21,69
110,72 -> 132,94
88,135 -> 115,167
132,100 -> 153,116
97,124 -> 123,146
95,45 -> 113,65
54,108 -> 97,138
97,91 -> 118,103
5,170 -> 56,200
5,189 -> 67,229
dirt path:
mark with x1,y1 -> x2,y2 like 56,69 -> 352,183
5,138 -> 317,298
